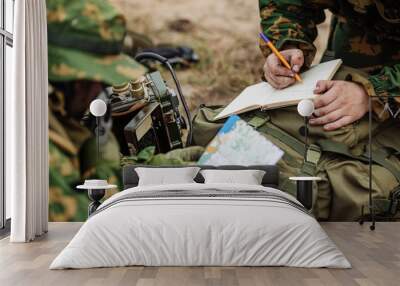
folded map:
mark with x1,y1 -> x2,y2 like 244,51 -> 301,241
197,115 -> 284,166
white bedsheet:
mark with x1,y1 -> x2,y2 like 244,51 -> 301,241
50,183 -> 351,269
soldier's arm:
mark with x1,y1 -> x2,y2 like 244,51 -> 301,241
369,64 -> 400,101
348,64 -> 400,120
259,0 -> 329,68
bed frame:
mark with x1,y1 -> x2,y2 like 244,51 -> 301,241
122,165 -> 280,190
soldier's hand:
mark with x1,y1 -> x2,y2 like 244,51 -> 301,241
263,49 -> 304,89
310,80 -> 369,131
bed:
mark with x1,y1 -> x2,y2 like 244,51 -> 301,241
50,165 -> 350,269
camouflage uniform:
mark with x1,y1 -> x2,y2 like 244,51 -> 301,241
121,146 -> 205,167
257,0 -> 400,219
47,0 -> 147,222
193,0 -> 400,220
259,0 -> 400,117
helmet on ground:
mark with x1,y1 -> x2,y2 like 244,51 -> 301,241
47,0 -> 147,85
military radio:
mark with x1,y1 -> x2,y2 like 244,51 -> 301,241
97,52 -> 193,156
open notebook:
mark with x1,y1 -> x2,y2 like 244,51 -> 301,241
215,59 -> 342,120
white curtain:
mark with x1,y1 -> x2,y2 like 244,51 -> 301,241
7,0 -> 49,242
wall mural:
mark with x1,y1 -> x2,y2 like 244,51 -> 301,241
47,0 -> 400,222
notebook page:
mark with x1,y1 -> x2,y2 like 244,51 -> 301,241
215,82 -> 272,119
259,59 -> 342,107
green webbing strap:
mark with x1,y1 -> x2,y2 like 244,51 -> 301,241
247,115 -> 305,155
317,140 -> 369,163
301,145 -> 322,176
376,146 -> 400,159
257,125 -> 305,155
369,150 -> 400,183
318,139 -> 400,183
247,116 -> 268,129
247,115 -> 321,176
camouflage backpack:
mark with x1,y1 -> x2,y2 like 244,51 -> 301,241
192,68 -> 400,221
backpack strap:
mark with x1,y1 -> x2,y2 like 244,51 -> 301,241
318,139 -> 400,183
265,126 -> 305,155
248,114 -> 321,176
381,147 -> 400,158
300,144 -> 322,176
368,149 -> 400,183
317,139 -> 369,163
247,115 -> 305,155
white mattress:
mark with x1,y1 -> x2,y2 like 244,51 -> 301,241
50,183 -> 351,269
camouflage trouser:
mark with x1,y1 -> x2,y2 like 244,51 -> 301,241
49,135 -> 121,222
49,119 -> 205,222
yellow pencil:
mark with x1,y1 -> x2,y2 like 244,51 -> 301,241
259,32 -> 302,82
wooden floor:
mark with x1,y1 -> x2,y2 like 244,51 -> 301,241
0,222 -> 399,286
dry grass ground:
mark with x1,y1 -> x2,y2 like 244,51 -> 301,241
111,0 -> 331,110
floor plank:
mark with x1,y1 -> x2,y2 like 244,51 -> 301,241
0,222 -> 399,286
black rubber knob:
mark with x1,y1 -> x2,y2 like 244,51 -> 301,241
299,126 -> 308,137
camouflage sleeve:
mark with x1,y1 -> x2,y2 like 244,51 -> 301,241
368,64 -> 400,120
121,146 -> 205,166
368,64 -> 400,99
339,64 -> 400,121
259,0 -> 328,68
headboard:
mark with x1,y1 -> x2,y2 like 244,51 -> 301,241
122,165 -> 279,190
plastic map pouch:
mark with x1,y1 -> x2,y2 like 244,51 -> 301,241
197,115 -> 284,166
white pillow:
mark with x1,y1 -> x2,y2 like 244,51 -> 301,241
136,167 -> 200,186
200,169 -> 266,185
